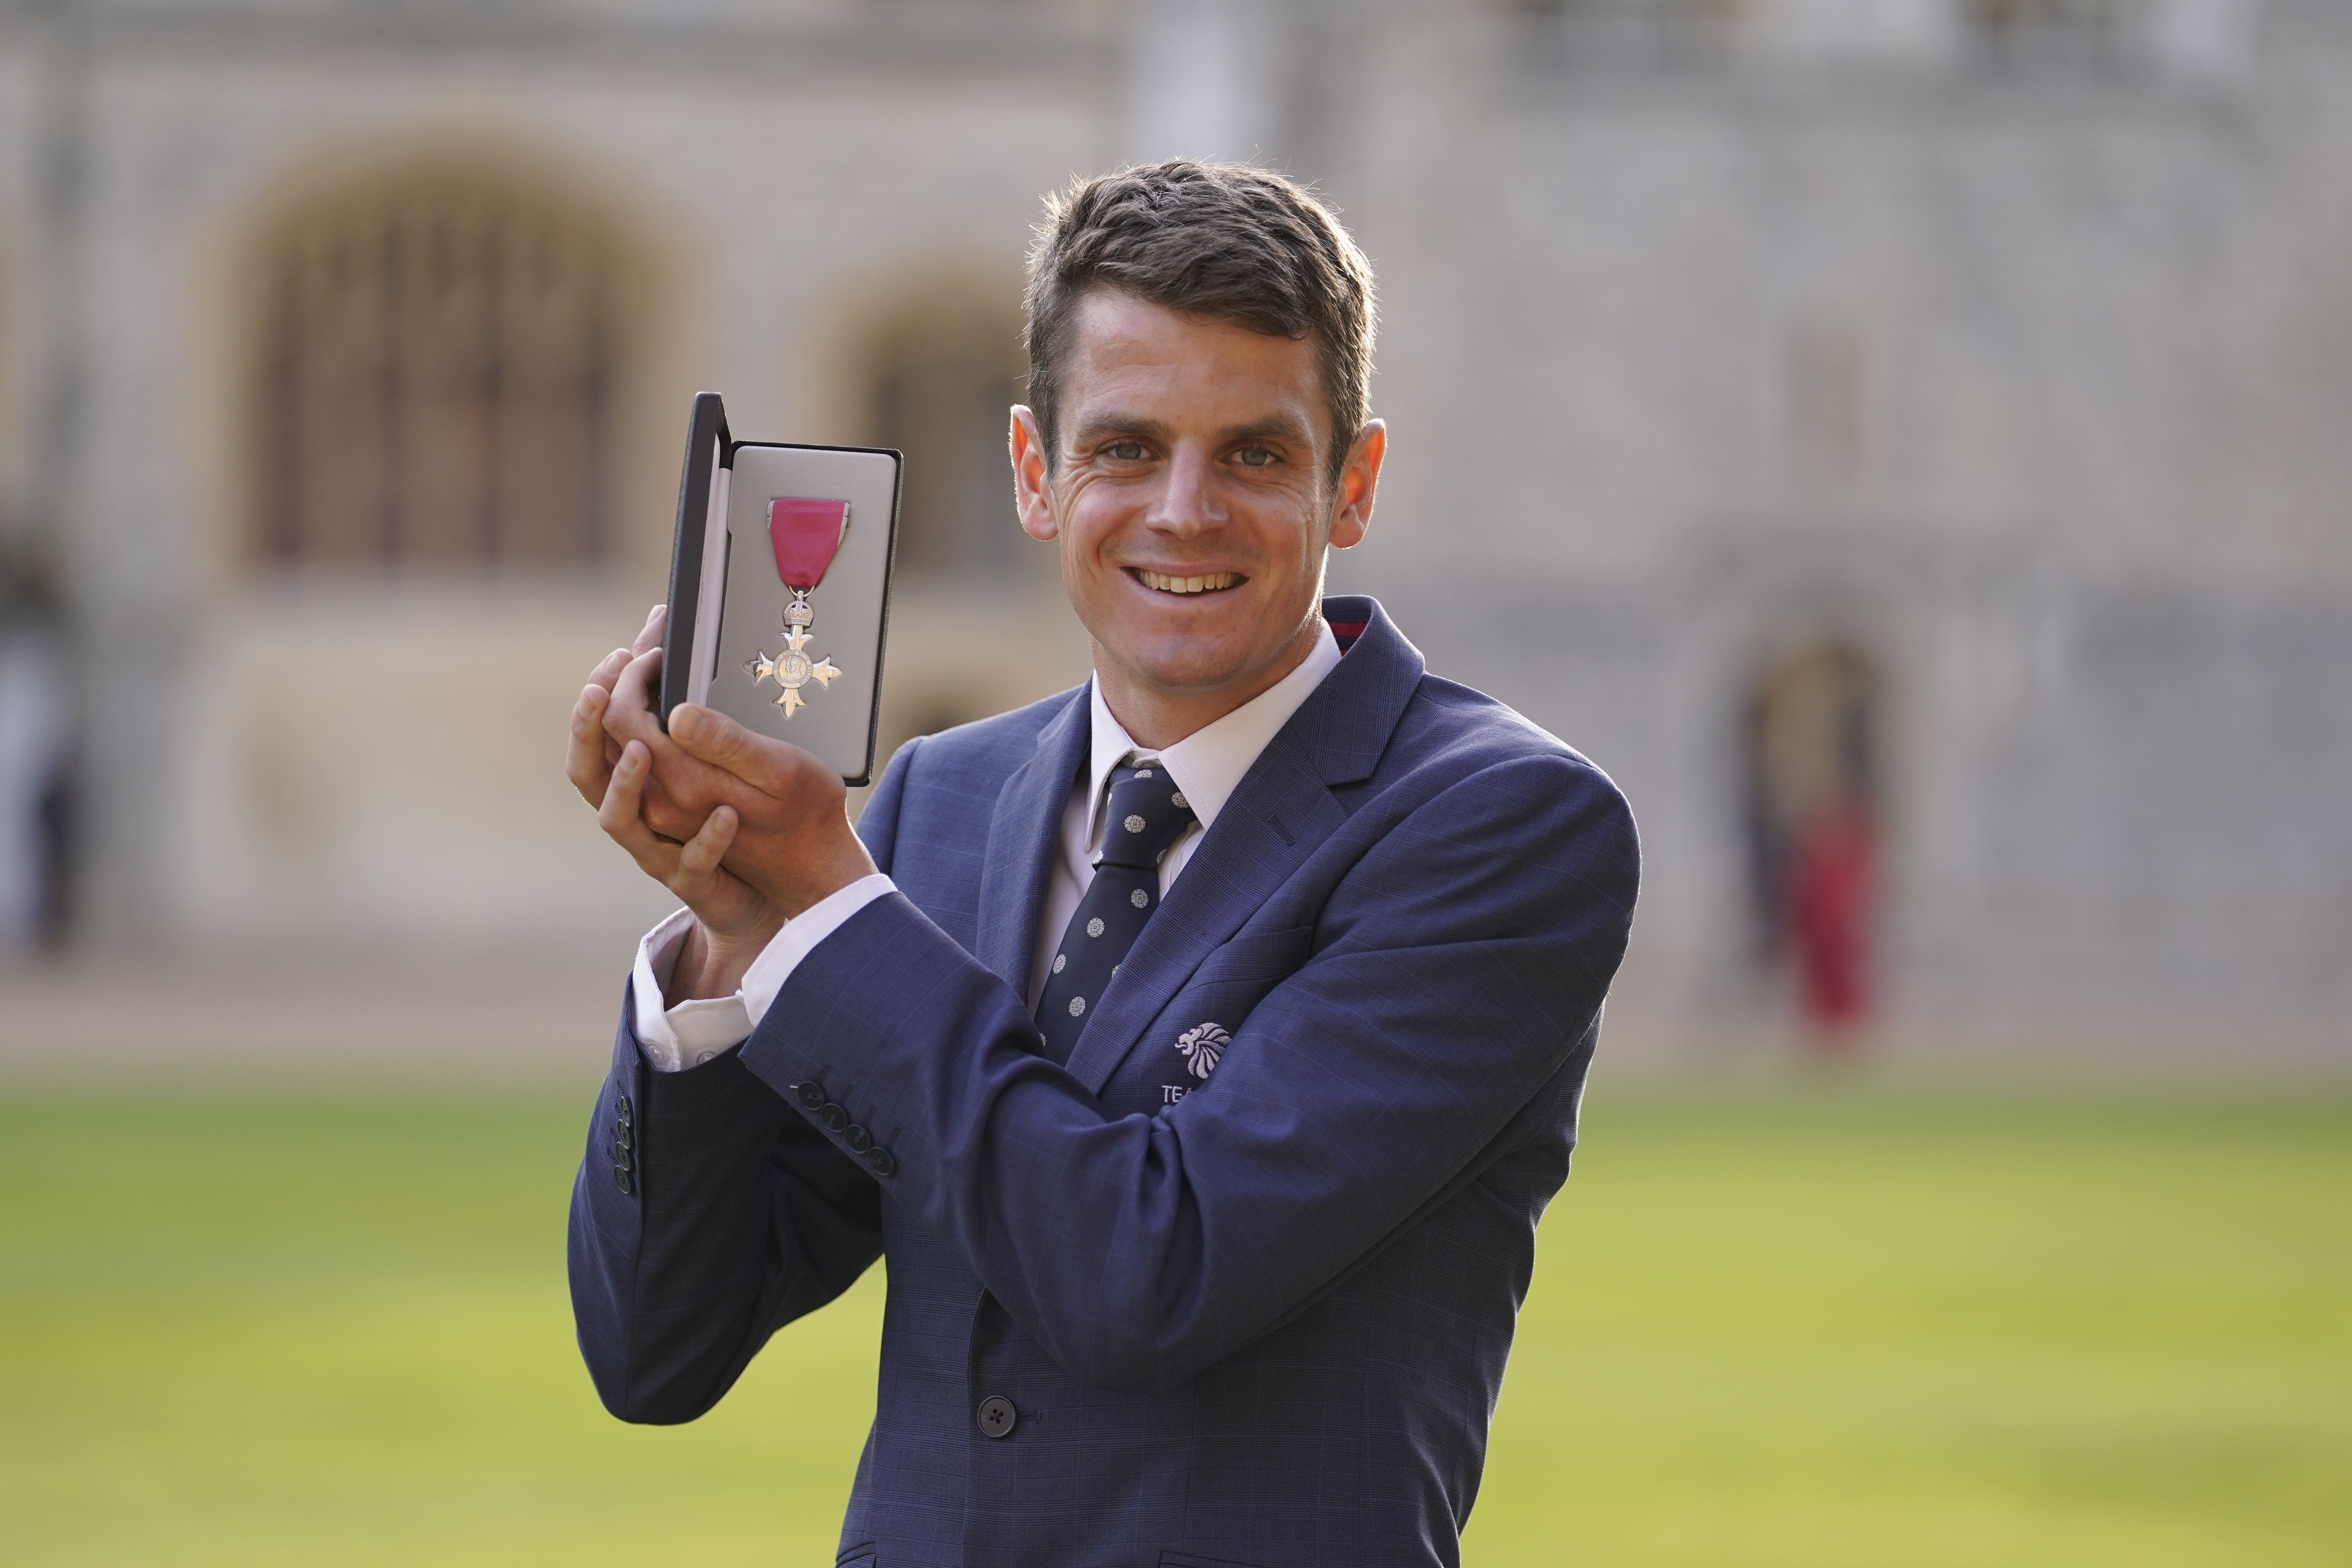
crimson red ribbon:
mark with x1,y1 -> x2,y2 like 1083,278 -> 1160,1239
767,497 -> 848,590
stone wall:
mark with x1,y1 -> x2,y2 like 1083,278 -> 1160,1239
0,0 -> 2342,1056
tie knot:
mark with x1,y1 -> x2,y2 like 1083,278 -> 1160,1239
1099,762 -> 1196,869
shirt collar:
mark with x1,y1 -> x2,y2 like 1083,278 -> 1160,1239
1085,616 -> 1344,845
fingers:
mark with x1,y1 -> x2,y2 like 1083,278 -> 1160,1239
603,646 -> 665,745
580,605 -> 660,715
670,702 -> 827,800
593,606 -> 666,760
600,646 -> 704,824
586,643 -> 633,696
601,657 -> 786,837
566,630 -> 646,807
598,743 -> 771,940
633,603 -> 667,660
670,804 -> 741,908
567,681 -> 618,808
597,740 -> 681,881
668,702 -> 765,776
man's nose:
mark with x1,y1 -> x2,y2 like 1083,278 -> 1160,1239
1145,445 -> 1224,536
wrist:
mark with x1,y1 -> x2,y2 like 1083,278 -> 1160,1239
670,915 -> 785,1004
784,840 -> 882,920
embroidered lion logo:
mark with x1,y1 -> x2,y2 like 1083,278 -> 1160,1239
1174,1022 -> 1231,1078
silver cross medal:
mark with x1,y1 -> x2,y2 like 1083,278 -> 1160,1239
744,590 -> 841,718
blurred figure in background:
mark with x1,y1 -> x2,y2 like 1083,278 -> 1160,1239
1747,641 -> 1879,1051
0,546 -> 71,955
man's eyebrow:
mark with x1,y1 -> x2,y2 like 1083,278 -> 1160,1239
1066,412 -> 1316,449
1218,415 -> 1315,447
1067,412 -> 1171,448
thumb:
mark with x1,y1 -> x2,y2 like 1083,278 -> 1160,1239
669,702 -> 802,793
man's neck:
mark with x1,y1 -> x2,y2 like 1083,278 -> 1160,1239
1092,613 -> 1326,751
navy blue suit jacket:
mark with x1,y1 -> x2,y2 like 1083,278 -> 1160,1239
570,597 -> 1639,1568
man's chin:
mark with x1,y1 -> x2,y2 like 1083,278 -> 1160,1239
1083,583 -> 1322,709
1106,621 -> 1323,705
1114,646 -> 1253,697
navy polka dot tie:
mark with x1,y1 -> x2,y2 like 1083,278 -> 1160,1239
1033,761 -> 1197,1066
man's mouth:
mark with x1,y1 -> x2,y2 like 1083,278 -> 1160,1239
1132,569 -> 1245,596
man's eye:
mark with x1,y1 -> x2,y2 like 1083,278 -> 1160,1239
1234,446 -> 1276,469
1103,441 -> 1147,461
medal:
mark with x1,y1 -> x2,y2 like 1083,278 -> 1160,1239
744,497 -> 848,718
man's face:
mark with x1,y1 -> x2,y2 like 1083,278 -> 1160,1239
1012,291 -> 1381,735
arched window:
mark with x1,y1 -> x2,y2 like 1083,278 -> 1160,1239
251,164 -> 635,570
1965,0 -> 2129,69
1741,639 -> 1882,1045
866,307 -> 1030,580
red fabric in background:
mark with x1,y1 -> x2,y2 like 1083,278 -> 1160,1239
1788,802 -> 1875,1030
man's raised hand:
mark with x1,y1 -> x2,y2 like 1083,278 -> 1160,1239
570,607 -> 796,850
597,737 -> 779,947
573,608 -> 877,925
570,606 -> 787,1000
653,701 -> 878,920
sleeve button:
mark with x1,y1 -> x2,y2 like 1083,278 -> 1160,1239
863,1145 -> 897,1177
819,1103 -> 849,1132
795,1082 -> 826,1111
843,1124 -> 872,1153
613,1166 -> 634,1196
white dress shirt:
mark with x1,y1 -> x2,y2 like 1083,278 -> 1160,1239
632,619 -> 1343,1071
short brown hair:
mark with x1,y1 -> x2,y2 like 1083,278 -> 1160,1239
1024,161 -> 1377,487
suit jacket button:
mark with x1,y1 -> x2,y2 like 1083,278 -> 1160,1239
864,1146 -> 897,1177
615,1095 -> 634,1126
976,1396 -> 1016,1438
613,1121 -> 632,1151
820,1102 -> 849,1132
843,1124 -> 872,1153
613,1165 -> 633,1196
794,1082 -> 825,1111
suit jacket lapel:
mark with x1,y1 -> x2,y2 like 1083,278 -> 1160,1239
1065,598 -> 1426,1094
1064,735 -> 1337,1093
974,684 -> 1090,990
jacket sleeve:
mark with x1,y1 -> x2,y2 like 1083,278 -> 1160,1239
735,748 -> 1639,1392
565,737 -> 924,1422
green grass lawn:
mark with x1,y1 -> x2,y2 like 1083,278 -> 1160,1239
1,1083 -> 2345,1566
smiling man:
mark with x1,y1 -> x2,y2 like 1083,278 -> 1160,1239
564,162 -> 1639,1568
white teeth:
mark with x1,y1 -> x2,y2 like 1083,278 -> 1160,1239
1139,570 -> 1239,595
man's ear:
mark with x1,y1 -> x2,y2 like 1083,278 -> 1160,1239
1010,405 -> 1058,542
1327,419 -> 1386,551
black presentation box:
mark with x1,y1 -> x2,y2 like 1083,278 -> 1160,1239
659,392 -> 902,786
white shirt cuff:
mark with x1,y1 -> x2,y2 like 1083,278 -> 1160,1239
628,873 -> 897,1073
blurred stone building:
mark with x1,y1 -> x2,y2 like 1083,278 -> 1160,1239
0,0 -> 2343,1060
